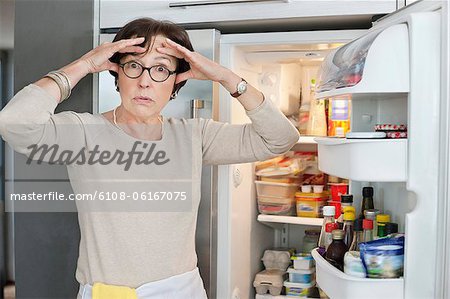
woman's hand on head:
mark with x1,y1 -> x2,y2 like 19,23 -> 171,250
156,38 -> 230,85
78,37 -> 147,74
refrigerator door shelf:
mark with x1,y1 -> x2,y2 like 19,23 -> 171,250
315,23 -> 409,99
311,249 -> 404,299
315,137 -> 407,182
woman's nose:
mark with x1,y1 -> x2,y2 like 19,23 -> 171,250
138,70 -> 153,88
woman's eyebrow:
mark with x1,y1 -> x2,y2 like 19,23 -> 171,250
126,56 -> 174,66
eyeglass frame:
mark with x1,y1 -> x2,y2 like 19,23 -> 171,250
118,61 -> 177,82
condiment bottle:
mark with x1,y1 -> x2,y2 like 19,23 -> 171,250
362,219 -> 374,243
359,187 -> 375,219
337,194 -> 353,224
384,222 -> 399,236
364,209 -> 380,239
326,229 -> 348,271
342,206 -> 356,248
349,219 -> 363,251
325,222 -> 339,251
318,206 -> 336,256
376,214 -> 391,238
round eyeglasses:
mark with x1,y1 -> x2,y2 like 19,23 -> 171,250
119,61 -> 176,82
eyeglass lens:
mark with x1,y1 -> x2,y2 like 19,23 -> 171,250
123,62 -> 171,82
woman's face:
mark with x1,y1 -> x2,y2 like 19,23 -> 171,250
117,35 -> 178,121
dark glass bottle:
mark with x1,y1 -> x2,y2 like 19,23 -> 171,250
349,219 -> 363,251
384,222 -> 399,236
342,206 -> 355,249
326,229 -> 348,271
359,187 -> 375,219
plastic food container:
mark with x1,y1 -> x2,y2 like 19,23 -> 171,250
283,280 -> 314,297
258,203 -> 296,216
287,267 -> 316,284
255,181 -> 299,198
291,253 -> 315,270
260,175 -> 301,184
258,195 -> 296,215
253,269 -> 287,296
295,192 -> 329,218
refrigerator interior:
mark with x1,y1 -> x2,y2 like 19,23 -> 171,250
217,20 -> 425,298
217,31 -> 361,298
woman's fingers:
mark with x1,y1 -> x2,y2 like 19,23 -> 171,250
117,45 -> 147,54
175,71 -> 194,84
156,46 -> 184,59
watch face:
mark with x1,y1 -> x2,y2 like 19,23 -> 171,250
237,81 -> 248,94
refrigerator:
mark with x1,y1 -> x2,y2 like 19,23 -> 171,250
213,1 -> 447,299
97,1 -> 449,298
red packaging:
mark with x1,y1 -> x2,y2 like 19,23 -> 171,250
328,200 -> 342,219
386,131 -> 408,139
374,124 -> 407,131
325,222 -> 339,233
329,183 -> 348,201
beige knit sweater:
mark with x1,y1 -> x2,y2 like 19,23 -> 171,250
0,84 -> 299,288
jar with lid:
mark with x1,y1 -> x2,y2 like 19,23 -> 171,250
302,229 -> 320,254
325,229 -> 348,271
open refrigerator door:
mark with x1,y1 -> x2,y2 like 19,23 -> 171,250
217,2 -> 445,299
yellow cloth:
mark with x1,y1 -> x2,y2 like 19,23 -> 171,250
92,282 -> 138,299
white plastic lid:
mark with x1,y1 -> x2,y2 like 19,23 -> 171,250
287,267 -> 315,274
323,205 -> 336,216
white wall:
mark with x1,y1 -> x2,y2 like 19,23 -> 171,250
0,0 -> 14,50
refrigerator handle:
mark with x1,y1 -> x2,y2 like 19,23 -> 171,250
169,0 -> 289,8
191,99 -> 204,119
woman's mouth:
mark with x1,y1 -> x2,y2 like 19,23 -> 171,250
133,96 -> 154,104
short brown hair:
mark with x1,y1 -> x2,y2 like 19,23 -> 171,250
109,18 -> 193,96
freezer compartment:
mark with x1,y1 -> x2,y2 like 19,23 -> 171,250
311,249 -> 404,299
315,138 -> 407,182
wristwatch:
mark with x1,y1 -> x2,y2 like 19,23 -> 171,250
230,78 -> 248,98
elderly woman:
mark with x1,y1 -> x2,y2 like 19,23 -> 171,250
0,18 -> 299,299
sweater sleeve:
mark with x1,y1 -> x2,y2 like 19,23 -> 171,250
201,97 -> 300,166
0,84 -> 88,161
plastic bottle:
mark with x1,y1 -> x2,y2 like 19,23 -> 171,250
359,187 -> 375,219
318,206 -> 336,256
306,79 -> 327,136
376,214 -> 391,238
349,219 -> 363,251
342,206 -> 356,249
364,209 -> 380,239
337,194 -> 353,224
326,229 -> 348,271
362,219 -> 374,243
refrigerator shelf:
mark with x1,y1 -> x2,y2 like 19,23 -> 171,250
315,137 -> 407,182
311,248 -> 404,299
255,295 -> 299,299
258,215 -> 323,229
297,136 -> 317,144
